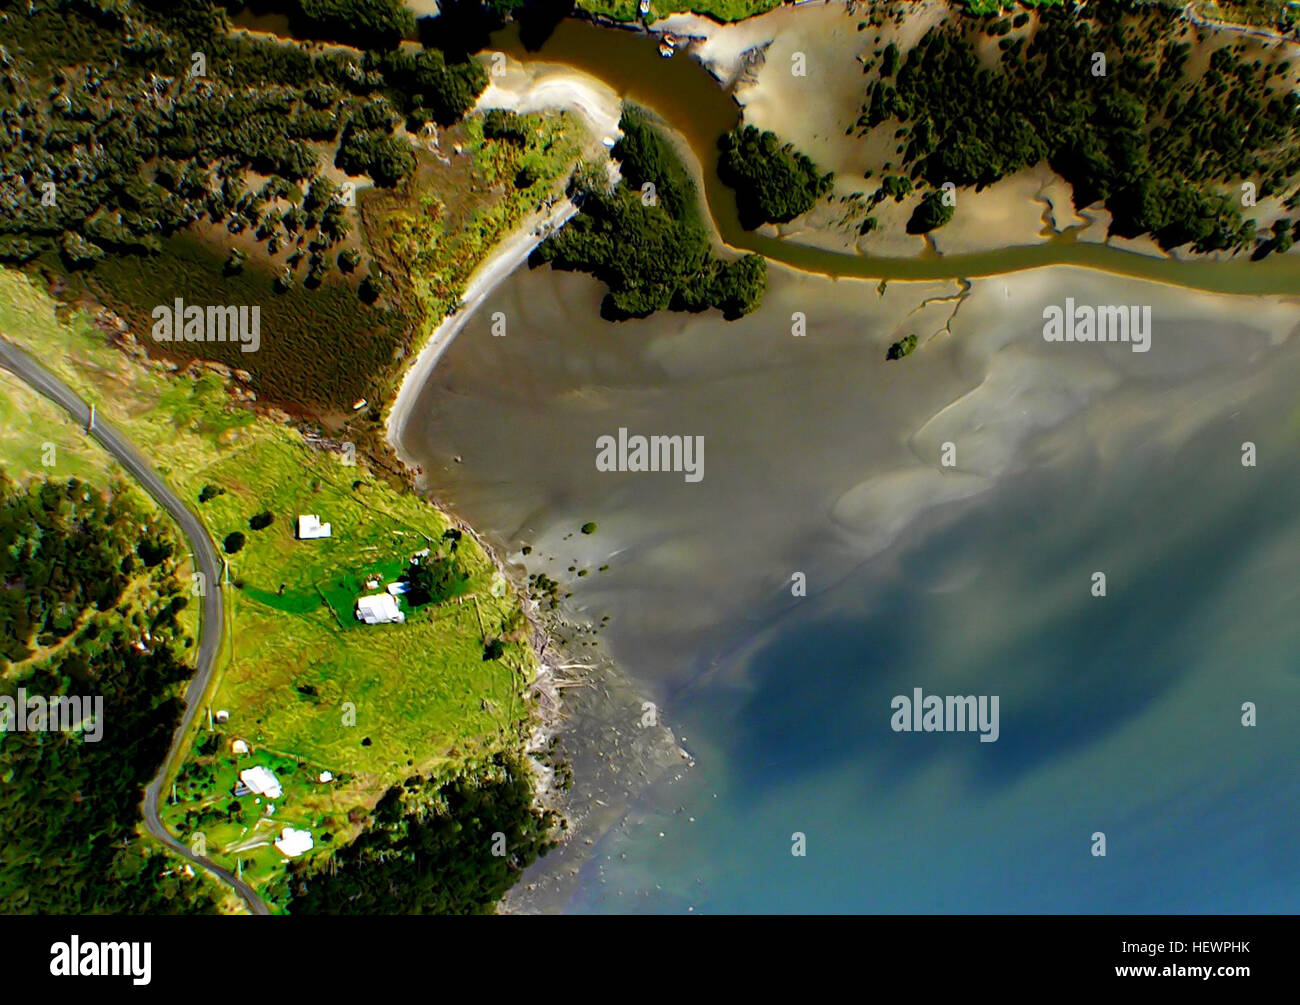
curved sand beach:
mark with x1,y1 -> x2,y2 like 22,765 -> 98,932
386,195 -> 579,463
387,60 -> 625,462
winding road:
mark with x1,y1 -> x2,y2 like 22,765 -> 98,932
0,336 -> 270,916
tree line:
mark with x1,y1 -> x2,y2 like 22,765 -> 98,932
0,0 -> 487,277
857,1 -> 1299,252
0,474 -> 216,913
281,752 -> 557,913
533,106 -> 767,320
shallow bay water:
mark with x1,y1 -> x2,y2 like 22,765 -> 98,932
401,261 -> 1300,912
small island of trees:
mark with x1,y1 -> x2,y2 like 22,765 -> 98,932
533,107 -> 767,320
716,125 -> 835,230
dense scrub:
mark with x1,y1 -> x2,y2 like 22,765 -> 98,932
0,0 -> 493,414
907,189 -> 955,234
285,0 -> 416,49
716,125 -> 834,229
0,474 -> 216,913
857,1 -> 1300,252
78,233 -> 408,414
283,753 -> 557,914
2,477 -> 139,662
0,0 -> 485,272
533,107 -> 767,320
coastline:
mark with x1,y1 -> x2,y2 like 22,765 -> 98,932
378,5 -> 1300,910
9,0 -> 1296,917
559,1 -> 1300,282
381,65 -> 695,911
386,56 -> 628,464
385,194 -> 578,466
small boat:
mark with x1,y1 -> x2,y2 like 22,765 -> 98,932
659,38 -> 675,58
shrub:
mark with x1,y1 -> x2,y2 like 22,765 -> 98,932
907,190 -> 956,233
716,125 -> 834,229
886,333 -> 918,360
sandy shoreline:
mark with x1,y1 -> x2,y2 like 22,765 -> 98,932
382,61 -> 695,911
385,195 -> 578,465
386,58 -> 627,463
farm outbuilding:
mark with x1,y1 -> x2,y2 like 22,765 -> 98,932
239,765 -> 283,799
297,514 -> 332,540
356,593 -> 404,625
274,827 -> 314,858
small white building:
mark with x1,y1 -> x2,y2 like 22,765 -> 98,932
356,593 -> 404,625
274,827 -> 314,858
231,739 -> 250,755
385,581 -> 411,597
297,514 -> 332,540
239,765 -> 283,799
318,770 -> 334,784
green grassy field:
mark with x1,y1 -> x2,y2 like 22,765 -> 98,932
0,268 -> 539,909
576,0 -> 784,23
0,370 -> 118,488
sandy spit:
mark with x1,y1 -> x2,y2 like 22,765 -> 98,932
385,195 -> 578,463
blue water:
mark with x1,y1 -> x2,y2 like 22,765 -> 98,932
573,403 -> 1300,912
406,264 -> 1300,913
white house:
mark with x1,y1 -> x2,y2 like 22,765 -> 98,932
356,593 -> 404,625
239,765 -> 283,799
297,514 -> 332,540
231,739 -> 250,755
274,827 -> 314,858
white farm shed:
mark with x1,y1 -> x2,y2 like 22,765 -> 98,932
356,593 -> 404,625
274,827 -> 314,858
297,514 -> 332,540
239,765 -> 283,799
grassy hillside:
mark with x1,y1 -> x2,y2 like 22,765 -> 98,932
0,268 -> 544,910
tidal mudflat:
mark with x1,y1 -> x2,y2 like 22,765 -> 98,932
397,257 -> 1300,911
